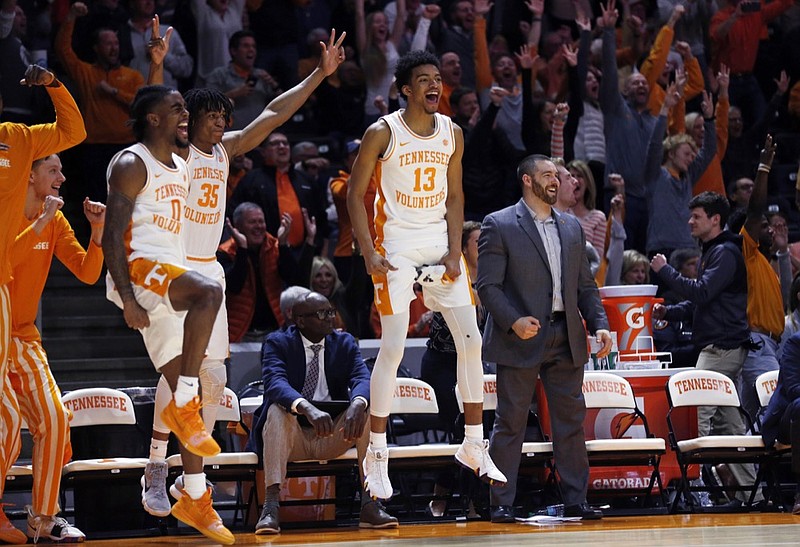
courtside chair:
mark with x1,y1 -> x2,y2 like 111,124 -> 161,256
166,387 -> 259,526
386,378 -> 457,515
754,369 -> 793,509
665,369 -> 775,513
755,370 -> 780,430
59,387 -> 149,534
582,372 -> 667,510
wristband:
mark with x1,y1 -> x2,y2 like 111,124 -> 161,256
757,162 -> 771,173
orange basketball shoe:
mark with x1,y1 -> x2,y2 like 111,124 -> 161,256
160,397 -> 220,458
0,508 -> 26,544
171,487 -> 235,545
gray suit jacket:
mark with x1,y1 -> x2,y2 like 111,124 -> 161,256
477,200 -> 609,368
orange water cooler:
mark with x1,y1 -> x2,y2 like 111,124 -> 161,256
598,285 -> 669,368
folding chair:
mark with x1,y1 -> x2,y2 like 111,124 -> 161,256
755,370 -> 780,430
59,388 -> 149,533
387,377 -> 446,446
166,387 -> 259,526
582,372 -> 666,508
754,369 -> 793,507
384,378 -> 458,515
665,369 -> 775,512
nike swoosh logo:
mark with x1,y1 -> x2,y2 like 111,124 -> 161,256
179,379 -> 194,387
154,173 -> 162,178
399,141 -> 410,147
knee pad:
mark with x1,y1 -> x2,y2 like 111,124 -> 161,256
199,360 -> 227,432
200,361 -> 227,403
152,375 -> 172,435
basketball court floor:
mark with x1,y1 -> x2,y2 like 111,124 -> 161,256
74,513 -> 798,546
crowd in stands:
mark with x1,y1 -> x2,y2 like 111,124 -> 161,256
4,0 -> 800,539
3,0 -> 800,347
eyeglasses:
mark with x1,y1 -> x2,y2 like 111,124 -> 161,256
299,309 -> 337,320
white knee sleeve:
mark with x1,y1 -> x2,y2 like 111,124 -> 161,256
440,306 -> 483,405
199,360 -> 227,433
370,312 -> 410,418
152,374 -> 172,435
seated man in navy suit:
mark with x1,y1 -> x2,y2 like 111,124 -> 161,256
761,330 -> 800,514
252,291 -> 398,533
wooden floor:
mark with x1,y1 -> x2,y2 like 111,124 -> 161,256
76,513 -> 799,546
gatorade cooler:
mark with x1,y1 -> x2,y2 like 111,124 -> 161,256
598,285 -> 663,354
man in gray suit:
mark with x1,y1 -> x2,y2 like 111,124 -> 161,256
477,154 -> 613,522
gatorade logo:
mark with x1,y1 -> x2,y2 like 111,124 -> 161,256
624,306 -> 645,329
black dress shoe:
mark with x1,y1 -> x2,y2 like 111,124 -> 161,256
359,500 -> 399,528
490,505 -> 516,523
255,503 -> 280,534
564,503 -> 603,520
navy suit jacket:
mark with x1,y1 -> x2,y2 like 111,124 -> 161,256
248,326 -> 371,457
762,331 -> 800,447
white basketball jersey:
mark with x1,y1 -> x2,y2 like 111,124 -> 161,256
374,110 -> 454,253
183,143 -> 229,261
107,143 -> 190,265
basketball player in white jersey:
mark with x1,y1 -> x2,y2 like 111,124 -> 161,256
347,50 -> 507,503
103,85 -> 234,545
138,25 -> 348,519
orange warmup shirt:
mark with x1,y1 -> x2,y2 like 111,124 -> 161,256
741,228 -> 783,337
10,211 -> 104,341
330,170 -> 376,258
641,26 -> 704,132
0,84 -> 86,286
56,17 -> 143,144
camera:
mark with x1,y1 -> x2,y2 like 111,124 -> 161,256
246,74 -> 258,87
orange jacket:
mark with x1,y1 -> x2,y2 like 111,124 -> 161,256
218,236 -> 284,342
330,170 -> 376,258
642,26 -> 704,132
56,17 -> 143,144
693,97 -> 730,196
0,84 -> 86,286
11,211 -> 103,341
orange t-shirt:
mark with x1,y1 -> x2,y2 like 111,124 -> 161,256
276,170 -> 304,247
11,211 -> 104,341
330,170 -> 376,257
0,85 -> 86,287
741,228 -> 783,336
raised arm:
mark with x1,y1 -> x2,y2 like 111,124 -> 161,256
224,30 -> 346,158
643,83 -> 678,182
55,2 -> 88,80
599,0 -> 624,115
146,15 -> 173,85
354,0 -> 368,55
388,0 -> 406,47
409,4 -> 439,52
25,65 -> 87,158
743,134 -> 776,241
686,90 -> 718,184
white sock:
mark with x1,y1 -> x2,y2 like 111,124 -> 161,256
464,424 -> 483,443
370,432 -> 387,450
174,375 -> 199,407
183,472 -> 207,500
149,438 -> 168,462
